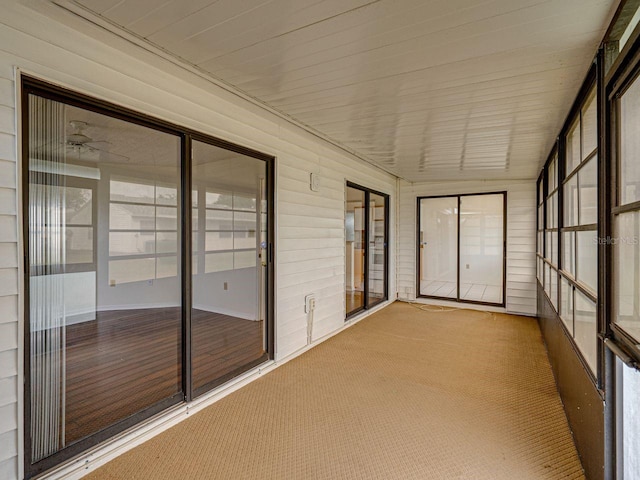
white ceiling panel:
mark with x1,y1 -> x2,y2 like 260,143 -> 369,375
62,0 -> 617,181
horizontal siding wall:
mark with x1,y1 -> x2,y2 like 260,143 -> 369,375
0,47 -> 19,480
0,3 -> 397,478
398,179 -> 536,315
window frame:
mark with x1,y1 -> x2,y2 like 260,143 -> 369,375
345,181 -> 390,319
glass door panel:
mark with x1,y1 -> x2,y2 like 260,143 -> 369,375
459,194 -> 504,304
346,186 -> 366,315
616,358 -> 640,479
27,95 -> 182,462
419,197 -> 458,299
191,140 -> 267,394
367,193 -> 386,306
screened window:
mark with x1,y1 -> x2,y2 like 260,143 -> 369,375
614,71 -> 640,344
560,85 -> 598,377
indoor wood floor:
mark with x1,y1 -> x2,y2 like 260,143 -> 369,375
63,308 -> 264,444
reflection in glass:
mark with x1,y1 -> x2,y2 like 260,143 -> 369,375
368,193 -> 386,305
615,212 -> 640,342
459,194 -> 504,304
576,230 -> 597,294
191,140 -> 266,393
346,186 -> 366,314
550,267 -> 558,310
574,290 -> 597,374
563,232 -> 575,277
27,95 -> 182,461
560,276 -> 574,335
579,156 -> 597,225
616,359 -> 640,480
419,197 -> 458,299
566,118 -> 581,175
564,175 -> 578,227
582,91 -> 597,159
621,77 -> 640,205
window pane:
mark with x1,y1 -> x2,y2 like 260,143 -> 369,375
234,250 -> 256,269
205,231 -> 234,251
66,227 -> 93,264
537,231 -> 543,256
110,179 -> 155,204
538,204 -> 544,229
551,232 -> 558,267
620,76 -> 640,205
617,360 -> 640,480
234,192 -> 257,211
544,263 -> 551,297
234,211 -> 257,231
564,175 -> 578,227
560,277 -> 574,335
156,255 -> 178,279
547,157 -> 557,193
538,181 -> 543,205
156,232 -> 177,254
109,203 -> 155,230
574,290 -> 597,374
109,231 -> 155,256
205,190 -> 233,209
576,230 -> 597,294
109,258 -> 155,284
582,90 -> 597,159
547,192 -> 557,228
65,187 -> 92,225
550,267 -> 558,311
156,207 -> 177,230
234,231 -> 256,249
368,193 -> 386,303
578,156 -> 597,225
347,186 -> 366,313
206,210 -> 233,230
566,118 -> 581,175
563,231 -> 575,277
545,231 -> 552,261
204,251 -> 234,273
156,185 -> 177,206
615,212 -> 640,342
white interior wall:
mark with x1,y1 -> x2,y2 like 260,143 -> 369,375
0,3 -> 397,479
398,179 -> 536,315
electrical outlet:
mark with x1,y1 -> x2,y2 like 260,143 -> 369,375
224,282 -> 228,290
305,294 -> 316,313
466,264 -> 470,269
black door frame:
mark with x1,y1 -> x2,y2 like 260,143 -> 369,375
416,191 -> 507,308
21,75 -> 275,478
345,181 -> 389,319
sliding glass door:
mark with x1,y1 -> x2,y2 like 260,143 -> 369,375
419,197 -> 458,299
23,78 -> 273,477
345,183 -> 388,317
191,139 -> 268,394
418,193 -> 505,306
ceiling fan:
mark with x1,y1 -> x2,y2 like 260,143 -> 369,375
65,120 -> 129,162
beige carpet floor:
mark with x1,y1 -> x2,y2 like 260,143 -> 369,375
85,302 -> 584,480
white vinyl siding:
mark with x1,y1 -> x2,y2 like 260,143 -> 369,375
398,180 -> 536,315
0,62 -> 18,480
0,4 -> 397,477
